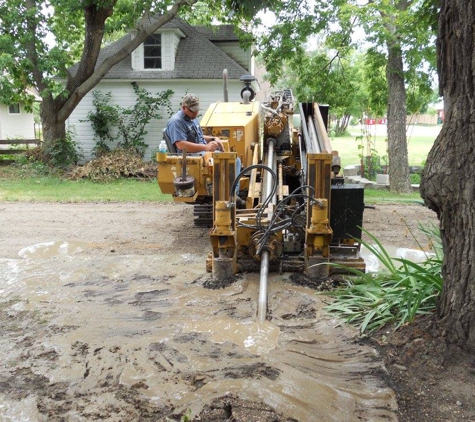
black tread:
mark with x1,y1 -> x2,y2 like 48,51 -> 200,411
193,204 -> 213,228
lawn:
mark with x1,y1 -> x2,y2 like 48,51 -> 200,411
0,171 -> 169,202
330,124 -> 441,168
0,164 -> 422,204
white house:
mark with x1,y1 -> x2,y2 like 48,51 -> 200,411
67,18 -> 260,162
0,102 -> 36,140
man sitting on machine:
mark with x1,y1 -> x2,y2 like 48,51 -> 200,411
166,94 -> 224,153
165,93 -> 245,208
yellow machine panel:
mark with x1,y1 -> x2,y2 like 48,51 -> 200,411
200,101 -> 260,167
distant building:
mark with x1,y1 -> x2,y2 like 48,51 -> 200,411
66,17 -> 263,162
0,89 -> 40,139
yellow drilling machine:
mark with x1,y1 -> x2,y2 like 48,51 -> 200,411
157,75 -> 365,320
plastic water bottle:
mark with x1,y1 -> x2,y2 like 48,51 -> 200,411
158,140 -> 167,162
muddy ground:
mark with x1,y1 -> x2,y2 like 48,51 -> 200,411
0,201 -> 474,421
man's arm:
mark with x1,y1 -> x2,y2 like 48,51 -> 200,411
175,139 -> 222,152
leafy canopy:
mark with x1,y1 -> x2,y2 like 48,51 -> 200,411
0,0 -> 267,110
254,0 -> 437,116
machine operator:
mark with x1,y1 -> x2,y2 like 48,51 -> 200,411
166,94 -> 223,153
165,93 -> 244,208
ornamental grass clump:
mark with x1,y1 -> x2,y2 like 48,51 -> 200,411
325,224 -> 442,333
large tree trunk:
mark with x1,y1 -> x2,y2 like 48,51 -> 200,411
40,98 -> 68,163
41,99 -> 66,144
420,0 -> 475,352
386,41 -> 411,193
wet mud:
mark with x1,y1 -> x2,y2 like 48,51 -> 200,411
0,202 -> 437,421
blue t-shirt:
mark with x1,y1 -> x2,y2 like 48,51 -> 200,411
166,110 -> 206,152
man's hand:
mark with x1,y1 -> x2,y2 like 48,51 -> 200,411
205,140 -> 223,152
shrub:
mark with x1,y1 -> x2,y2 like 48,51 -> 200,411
37,130 -> 83,170
84,83 -> 173,157
324,224 -> 442,333
410,173 -> 421,184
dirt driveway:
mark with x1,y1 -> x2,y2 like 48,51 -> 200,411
1,201 -> 461,421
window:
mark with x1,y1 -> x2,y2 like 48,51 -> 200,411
9,104 -> 20,114
144,34 -> 162,69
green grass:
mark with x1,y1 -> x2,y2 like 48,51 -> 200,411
331,124 -> 440,168
0,163 -> 424,204
363,189 -> 423,204
0,174 -> 170,202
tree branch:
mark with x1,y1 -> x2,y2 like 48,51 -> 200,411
58,0 -> 198,122
24,0 -> 49,95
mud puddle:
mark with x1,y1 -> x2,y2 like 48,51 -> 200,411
0,241 -> 398,421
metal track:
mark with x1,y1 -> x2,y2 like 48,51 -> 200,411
193,204 -> 213,228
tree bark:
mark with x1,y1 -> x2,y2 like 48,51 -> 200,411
420,0 -> 475,352
41,100 -> 66,144
386,40 -> 411,193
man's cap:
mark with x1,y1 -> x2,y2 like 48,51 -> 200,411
182,94 -> 200,112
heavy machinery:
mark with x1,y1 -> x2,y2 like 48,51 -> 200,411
157,75 -> 365,320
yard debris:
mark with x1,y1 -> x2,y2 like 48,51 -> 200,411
68,149 -> 157,181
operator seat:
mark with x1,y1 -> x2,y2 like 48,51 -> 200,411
162,129 -> 177,153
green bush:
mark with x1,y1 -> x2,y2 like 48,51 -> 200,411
410,173 -> 421,184
84,83 -> 173,157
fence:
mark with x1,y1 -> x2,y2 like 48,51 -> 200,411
0,139 -> 41,164
406,114 -> 439,125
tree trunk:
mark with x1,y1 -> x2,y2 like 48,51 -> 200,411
40,98 -> 67,161
420,0 -> 475,352
386,41 -> 411,193
338,114 -> 350,134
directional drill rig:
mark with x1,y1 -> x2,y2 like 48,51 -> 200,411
157,75 -> 365,320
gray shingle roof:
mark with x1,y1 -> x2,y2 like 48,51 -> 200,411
71,18 -> 249,80
194,24 -> 240,42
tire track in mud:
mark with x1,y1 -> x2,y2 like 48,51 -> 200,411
0,250 -> 398,421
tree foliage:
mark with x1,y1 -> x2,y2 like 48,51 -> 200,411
0,0 -> 265,166
274,47 -> 366,135
257,0 -> 437,113
255,0 -> 437,192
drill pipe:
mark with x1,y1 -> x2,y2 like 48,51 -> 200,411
257,251 -> 270,322
257,138 -> 277,323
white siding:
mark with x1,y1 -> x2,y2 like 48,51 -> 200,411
215,42 -> 251,71
130,33 -> 141,70
67,80 -> 245,162
173,32 -> 181,64
0,104 -> 36,139
161,32 -> 174,71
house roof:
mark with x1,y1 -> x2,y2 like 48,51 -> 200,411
26,87 -> 42,102
194,25 -> 240,42
71,17 -> 249,80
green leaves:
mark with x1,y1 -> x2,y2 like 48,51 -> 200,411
325,224 -> 443,334
84,83 -> 173,157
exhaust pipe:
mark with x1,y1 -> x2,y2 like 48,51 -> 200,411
223,69 -> 229,102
